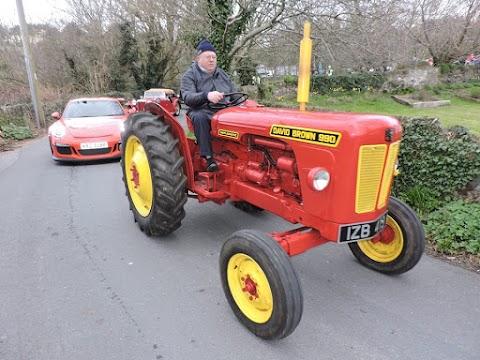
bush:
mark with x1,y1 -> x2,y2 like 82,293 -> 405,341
425,200 -> 480,255
283,75 -> 298,86
393,117 -> 480,201
311,73 -> 385,95
470,87 -> 480,99
0,124 -> 34,140
398,186 -> 441,221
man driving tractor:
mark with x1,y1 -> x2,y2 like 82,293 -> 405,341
180,39 -> 237,172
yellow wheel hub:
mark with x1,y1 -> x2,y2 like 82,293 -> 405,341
357,216 -> 404,263
227,253 -> 273,324
124,135 -> 153,217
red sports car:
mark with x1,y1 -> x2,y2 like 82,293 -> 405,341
48,97 -> 132,161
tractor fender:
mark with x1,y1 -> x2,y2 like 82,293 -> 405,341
144,102 -> 195,189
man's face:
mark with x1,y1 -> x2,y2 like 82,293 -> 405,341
197,51 -> 217,74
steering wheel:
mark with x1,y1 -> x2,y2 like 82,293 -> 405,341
208,92 -> 249,110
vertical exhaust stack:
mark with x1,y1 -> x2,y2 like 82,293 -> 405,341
297,22 -> 312,112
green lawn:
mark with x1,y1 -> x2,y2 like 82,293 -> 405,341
303,92 -> 480,135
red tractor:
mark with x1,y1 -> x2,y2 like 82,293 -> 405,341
120,93 -> 425,340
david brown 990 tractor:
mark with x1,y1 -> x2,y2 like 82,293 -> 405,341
120,94 -> 425,340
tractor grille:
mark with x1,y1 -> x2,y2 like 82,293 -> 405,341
355,142 -> 400,213
377,141 -> 400,209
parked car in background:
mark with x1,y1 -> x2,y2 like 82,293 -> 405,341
48,97 -> 132,161
142,88 -> 181,116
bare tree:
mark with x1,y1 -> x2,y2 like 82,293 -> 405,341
401,0 -> 480,65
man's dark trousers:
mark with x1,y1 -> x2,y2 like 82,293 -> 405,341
190,111 -> 213,157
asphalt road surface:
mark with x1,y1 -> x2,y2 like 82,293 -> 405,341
1,125 -> 479,360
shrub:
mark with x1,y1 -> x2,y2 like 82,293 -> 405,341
440,63 -> 451,74
393,117 -> 480,201
470,87 -> 480,99
0,124 -> 34,140
283,75 -> 298,86
311,73 -> 385,95
398,186 -> 441,220
425,200 -> 480,255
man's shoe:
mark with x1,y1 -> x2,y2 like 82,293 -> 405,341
207,157 -> 219,172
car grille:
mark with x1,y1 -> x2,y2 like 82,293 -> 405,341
55,145 -> 72,155
78,147 -> 112,156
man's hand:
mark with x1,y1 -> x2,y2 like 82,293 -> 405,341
207,91 -> 224,104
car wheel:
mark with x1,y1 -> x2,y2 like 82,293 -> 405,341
121,111 -> 187,236
348,197 -> 425,274
220,229 -> 303,340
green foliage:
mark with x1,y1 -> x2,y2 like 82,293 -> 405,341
470,87 -> 480,99
236,57 -> 258,86
112,22 -> 141,91
423,85 -> 433,91
393,117 -> 480,200
440,63 -> 451,74
398,186 -> 441,220
257,81 -> 275,100
311,74 -> 385,95
0,124 -> 34,140
283,75 -> 298,86
206,0 -> 253,72
425,200 -> 480,255
142,32 -> 168,89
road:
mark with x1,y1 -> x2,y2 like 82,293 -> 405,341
0,125 -> 479,360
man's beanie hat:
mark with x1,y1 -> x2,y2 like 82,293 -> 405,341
196,39 -> 216,55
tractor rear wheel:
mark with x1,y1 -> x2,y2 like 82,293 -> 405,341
348,197 -> 425,274
219,230 -> 303,340
121,112 -> 187,236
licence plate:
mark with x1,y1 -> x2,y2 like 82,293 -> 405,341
338,213 -> 387,243
80,141 -> 108,150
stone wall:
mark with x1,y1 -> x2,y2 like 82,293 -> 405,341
0,100 -> 67,127
383,65 -> 480,91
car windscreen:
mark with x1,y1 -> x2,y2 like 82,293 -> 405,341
144,91 -> 166,99
63,100 -> 124,118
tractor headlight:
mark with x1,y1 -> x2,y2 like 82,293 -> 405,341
119,122 -> 125,133
308,168 -> 330,191
49,123 -> 66,138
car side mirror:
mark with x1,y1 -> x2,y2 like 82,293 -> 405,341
51,112 -> 61,119
128,108 -> 136,114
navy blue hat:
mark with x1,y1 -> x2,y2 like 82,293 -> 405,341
196,39 -> 216,55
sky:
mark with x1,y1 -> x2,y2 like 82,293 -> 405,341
1,0 -> 68,26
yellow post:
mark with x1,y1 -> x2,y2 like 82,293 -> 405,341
297,22 -> 312,112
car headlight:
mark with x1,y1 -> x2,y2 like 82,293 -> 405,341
308,168 -> 330,191
49,123 -> 66,138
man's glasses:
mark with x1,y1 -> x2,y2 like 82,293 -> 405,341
202,55 -> 217,61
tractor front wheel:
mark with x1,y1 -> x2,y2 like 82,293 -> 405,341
121,112 -> 187,236
348,197 -> 425,274
220,230 -> 303,340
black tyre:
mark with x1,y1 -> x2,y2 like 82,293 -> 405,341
220,229 -> 303,340
348,197 -> 425,274
232,200 -> 264,213
120,112 -> 187,236
174,103 -> 181,116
